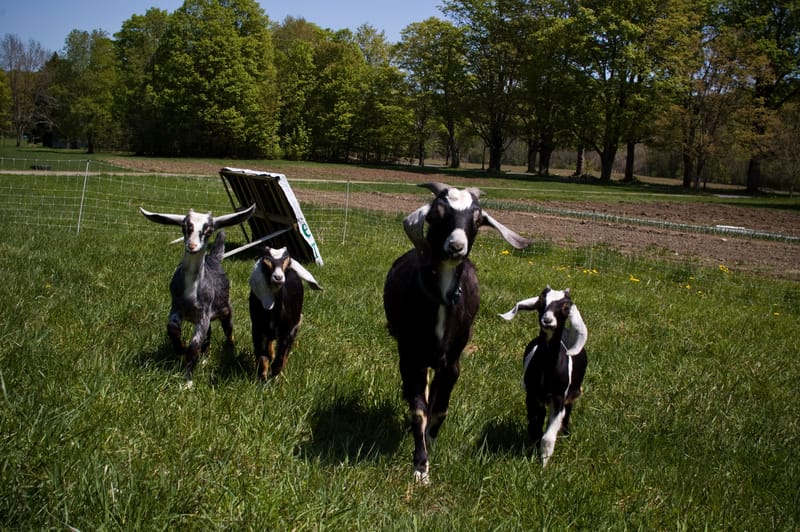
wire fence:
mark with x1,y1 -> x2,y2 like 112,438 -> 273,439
1,158 -> 797,280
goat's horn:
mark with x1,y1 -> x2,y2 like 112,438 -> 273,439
499,296 -> 539,321
482,213 -> 532,250
289,261 -> 323,291
214,203 -> 256,228
139,207 -> 185,226
564,304 -> 588,356
403,204 -> 431,251
418,182 -> 450,196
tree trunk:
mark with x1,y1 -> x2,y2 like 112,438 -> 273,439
446,118 -> 460,169
623,141 -> 635,182
487,124 -> 504,172
539,132 -> 555,175
746,157 -> 761,193
573,146 -> 584,176
599,145 -> 617,183
526,136 -> 539,173
682,151 -> 693,189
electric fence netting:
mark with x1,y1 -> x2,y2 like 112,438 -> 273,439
1,157 -> 797,286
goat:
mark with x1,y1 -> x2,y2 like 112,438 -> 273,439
248,246 -> 322,381
499,286 -> 588,466
139,204 -> 255,387
383,182 -> 531,484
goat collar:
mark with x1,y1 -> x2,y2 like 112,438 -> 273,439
417,265 -> 463,307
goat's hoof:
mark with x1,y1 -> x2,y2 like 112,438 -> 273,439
413,470 -> 431,485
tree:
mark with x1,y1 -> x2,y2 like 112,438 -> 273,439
567,0 -> 696,183
0,34 -> 50,146
50,30 -> 118,152
272,17 -> 325,160
150,0 -> 279,156
721,0 -> 800,192
443,0 -> 528,172
397,17 -> 467,167
115,8 -> 171,155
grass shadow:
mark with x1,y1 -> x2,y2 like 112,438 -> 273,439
475,415 -> 529,457
297,392 -> 404,464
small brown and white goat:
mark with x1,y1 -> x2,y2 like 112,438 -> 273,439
384,182 -> 531,484
140,204 -> 255,387
248,246 -> 322,381
500,286 -> 588,466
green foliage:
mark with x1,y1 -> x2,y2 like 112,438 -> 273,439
0,171 -> 798,529
149,0 -> 279,157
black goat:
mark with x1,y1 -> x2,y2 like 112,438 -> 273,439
500,286 -> 588,466
384,182 -> 531,484
140,204 -> 256,387
249,246 -> 322,381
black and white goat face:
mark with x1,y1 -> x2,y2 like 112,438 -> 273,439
182,210 -> 215,254
139,204 -> 256,255
260,247 -> 292,287
500,286 -> 588,357
249,246 -> 322,310
403,182 -> 531,262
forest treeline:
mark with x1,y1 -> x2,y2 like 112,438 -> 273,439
1,0 -> 798,191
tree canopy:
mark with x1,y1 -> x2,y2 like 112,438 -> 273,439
1,0 -> 799,190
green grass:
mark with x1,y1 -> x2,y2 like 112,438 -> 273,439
1,165 -> 799,529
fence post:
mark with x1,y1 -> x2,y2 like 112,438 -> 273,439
76,160 -> 91,234
341,179 -> 350,244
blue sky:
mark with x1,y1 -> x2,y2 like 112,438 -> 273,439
0,1 -> 444,54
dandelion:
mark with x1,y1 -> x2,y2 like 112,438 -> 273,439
773,312 -> 780,316
719,264 -> 731,274
629,274 -> 640,283
685,284 -> 691,289
500,249 -> 510,256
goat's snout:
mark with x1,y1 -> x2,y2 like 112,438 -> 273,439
540,311 -> 557,329
270,268 -> 285,286
444,229 -> 469,259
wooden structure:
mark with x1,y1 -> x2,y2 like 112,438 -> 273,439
218,167 -> 323,265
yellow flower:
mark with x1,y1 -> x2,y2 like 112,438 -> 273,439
719,264 -> 731,274
500,249 -> 510,255
629,274 -> 640,283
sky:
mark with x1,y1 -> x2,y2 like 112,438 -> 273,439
0,1 -> 445,54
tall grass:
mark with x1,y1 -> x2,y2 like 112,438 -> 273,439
1,172 -> 798,530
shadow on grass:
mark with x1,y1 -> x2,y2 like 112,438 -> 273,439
133,338 -> 253,385
297,392 -> 404,464
475,415 -> 529,457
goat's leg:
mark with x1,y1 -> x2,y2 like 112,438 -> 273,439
561,403 -> 574,436
271,324 -> 300,378
167,312 -> 184,356
201,325 -> 212,357
526,393 -> 545,444
184,316 -> 211,386
220,308 -> 235,345
400,360 -> 431,484
254,336 -> 274,382
540,400 -> 566,467
426,361 -> 460,442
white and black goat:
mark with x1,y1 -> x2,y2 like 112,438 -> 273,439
140,204 -> 255,387
383,182 -> 531,484
500,286 -> 588,466
248,246 -> 322,382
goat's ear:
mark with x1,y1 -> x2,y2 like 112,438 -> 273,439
139,207 -> 185,226
289,261 -> 323,291
215,203 -> 256,229
499,296 -> 540,321
481,212 -> 532,250
564,304 -> 588,356
403,204 -> 431,251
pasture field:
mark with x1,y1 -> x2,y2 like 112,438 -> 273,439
0,156 -> 799,530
